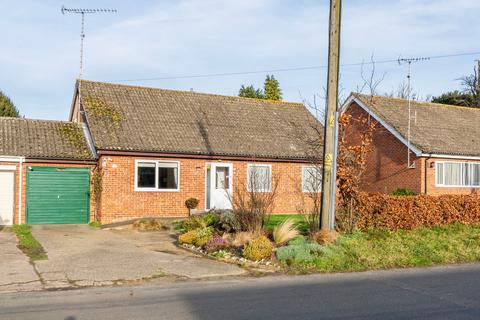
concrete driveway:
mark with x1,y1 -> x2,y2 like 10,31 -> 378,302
0,228 -> 41,292
30,225 -> 245,290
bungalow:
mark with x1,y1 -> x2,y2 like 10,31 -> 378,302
0,118 -> 95,225
65,80 -> 323,223
341,93 -> 480,195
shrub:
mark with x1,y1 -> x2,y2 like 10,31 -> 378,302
185,197 -> 200,209
288,235 -> 307,246
313,230 -> 338,245
243,236 -> 274,261
133,219 -> 162,231
193,227 -> 214,247
202,211 -> 219,227
182,216 -> 205,232
216,210 -> 241,233
276,242 -> 323,265
178,230 -> 198,245
205,234 -> 229,253
351,193 -> 480,231
273,219 -> 299,245
391,188 -> 416,196
232,231 -> 256,247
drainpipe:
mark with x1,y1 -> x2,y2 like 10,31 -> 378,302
18,157 -> 24,224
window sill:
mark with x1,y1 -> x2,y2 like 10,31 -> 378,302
134,188 -> 180,192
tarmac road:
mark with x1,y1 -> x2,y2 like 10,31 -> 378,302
1,264 -> 480,320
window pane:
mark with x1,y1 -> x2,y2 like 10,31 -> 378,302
216,167 -> 230,189
444,163 -> 462,186
472,164 -> 480,186
303,167 -> 322,192
464,163 -> 470,186
436,163 -> 444,185
137,162 -> 156,188
158,163 -> 178,189
248,165 -> 271,192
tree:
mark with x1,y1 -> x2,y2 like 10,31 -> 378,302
264,75 -> 282,100
335,113 -> 376,233
238,85 -> 265,99
431,90 -> 475,107
0,90 -> 19,117
431,66 -> 479,107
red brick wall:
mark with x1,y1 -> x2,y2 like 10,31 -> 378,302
98,155 -> 314,223
2,161 -> 95,225
343,102 -> 423,194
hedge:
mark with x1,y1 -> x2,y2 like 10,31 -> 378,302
354,193 -> 480,230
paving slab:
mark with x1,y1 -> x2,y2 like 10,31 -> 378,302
0,228 -> 42,293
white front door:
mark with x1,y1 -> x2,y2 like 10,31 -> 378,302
0,170 -> 15,225
206,163 -> 233,210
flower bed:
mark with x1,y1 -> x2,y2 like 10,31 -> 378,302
175,211 -> 323,271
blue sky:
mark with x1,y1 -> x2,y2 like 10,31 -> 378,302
1,0 -> 480,120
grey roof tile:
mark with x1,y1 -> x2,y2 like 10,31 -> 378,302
0,117 -> 94,160
353,93 -> 480,157
78,80 -> 323,160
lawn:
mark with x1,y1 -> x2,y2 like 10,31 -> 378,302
265,214 -> 307,233
286,223 -> 480,273
12,225 -> 48,261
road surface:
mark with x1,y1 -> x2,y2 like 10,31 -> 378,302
1,264 -> 480,319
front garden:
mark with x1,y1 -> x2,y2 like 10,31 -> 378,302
175,209 -> 480,273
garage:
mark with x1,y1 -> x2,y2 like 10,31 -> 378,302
26,167 -> 90,224
0,166 -> 15,225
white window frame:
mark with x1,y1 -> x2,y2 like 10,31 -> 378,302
247,164 -> 272,193
134,160 -> 180,192
302,166 -> 323,193
435,161 -> 480,188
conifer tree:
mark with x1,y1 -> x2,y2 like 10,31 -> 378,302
264,75 -> 282,101
0,90 -> 19,117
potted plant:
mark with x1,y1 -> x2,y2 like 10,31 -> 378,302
185,197 -> 200,215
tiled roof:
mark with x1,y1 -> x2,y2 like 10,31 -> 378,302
0,117 -> 94,160
352,93 -> 480,157
78,80 -> 323,160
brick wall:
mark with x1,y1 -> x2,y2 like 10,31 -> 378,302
343,102 -> 423,194
98,155 -> 314,223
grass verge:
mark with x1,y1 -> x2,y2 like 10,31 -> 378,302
12,225 -> 48,261
285,223 -> 480,273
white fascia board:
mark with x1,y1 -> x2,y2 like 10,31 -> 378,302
341,95 -> 423,157
81,123 -> 97,158
422,153 -> 480,161
0,156 -> 24,162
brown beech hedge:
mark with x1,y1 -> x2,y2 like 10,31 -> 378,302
354,193 -> 480,230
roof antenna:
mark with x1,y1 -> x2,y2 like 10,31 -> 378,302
398,56 -> 430,169
61,6 -> 117,79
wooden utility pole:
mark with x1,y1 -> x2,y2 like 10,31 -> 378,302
320,0 -> 342,230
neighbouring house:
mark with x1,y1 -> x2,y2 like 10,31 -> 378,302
341,93 -> 480,195
0,118 -> 96,225
68,80 -> 323,224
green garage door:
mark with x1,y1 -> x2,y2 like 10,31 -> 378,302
26,167 -> 90,224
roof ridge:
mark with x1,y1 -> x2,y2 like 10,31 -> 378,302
77,79 -> 304,107
352,92 -> 480,112
0,117 -> 81,125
